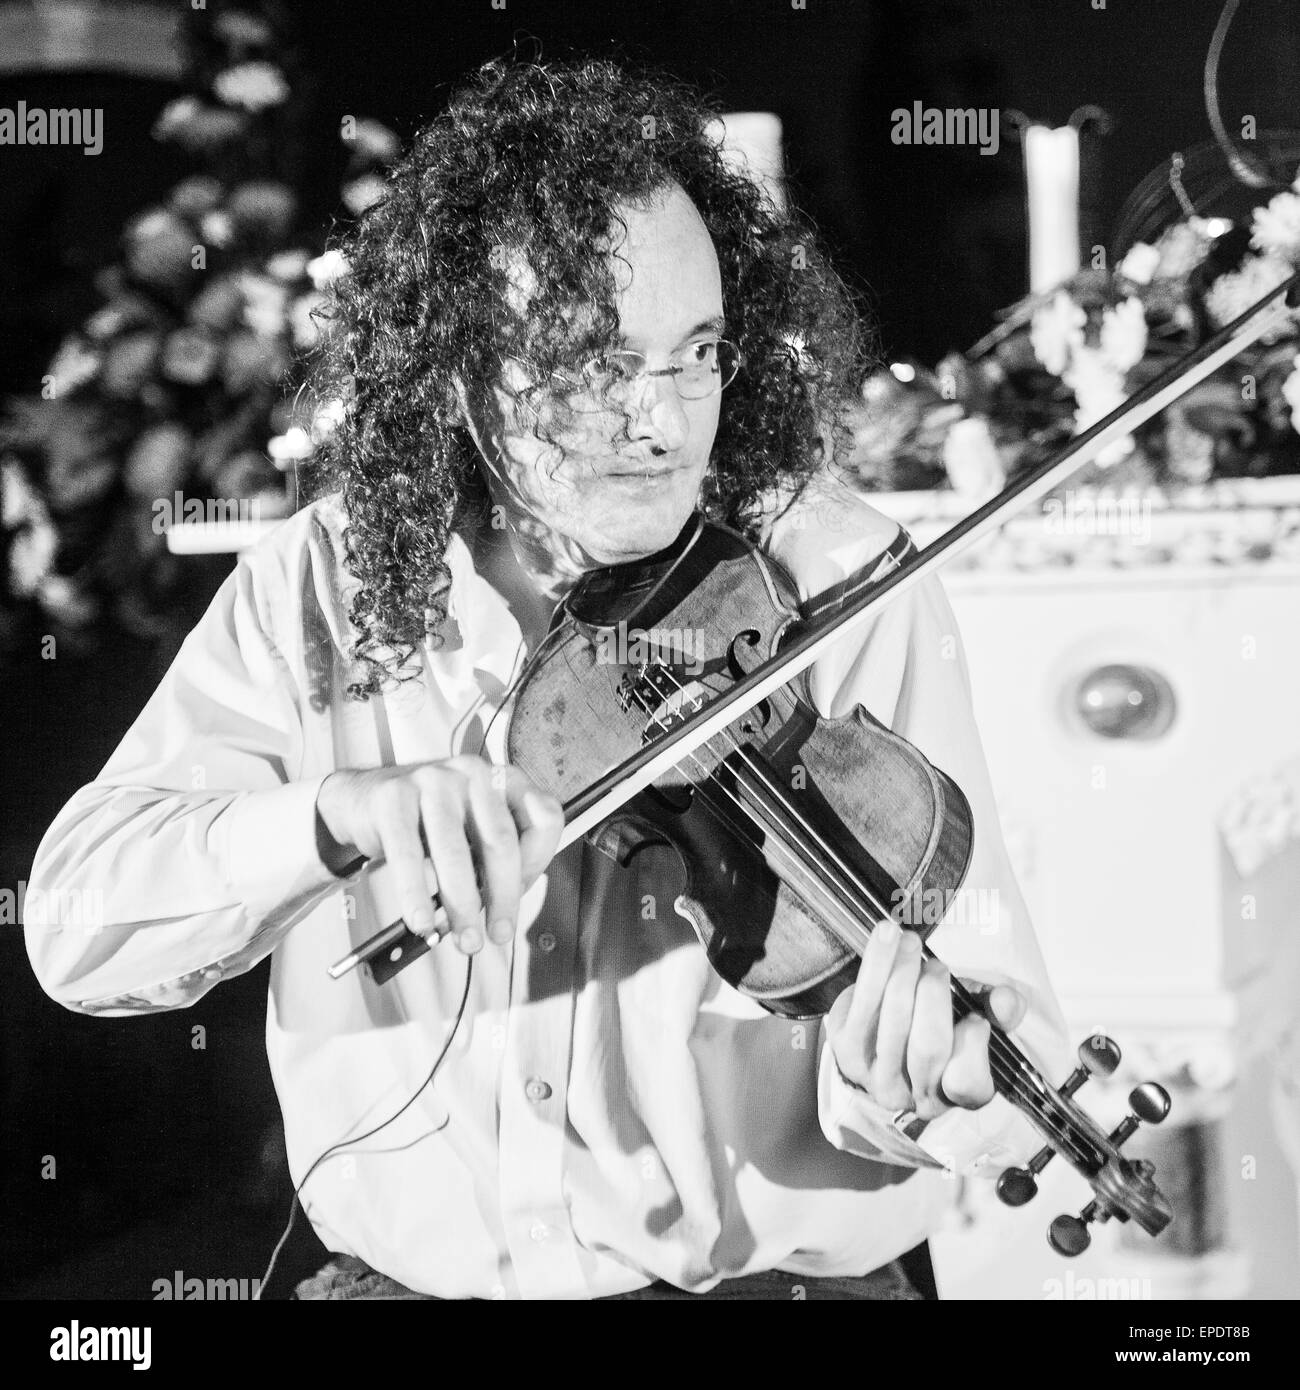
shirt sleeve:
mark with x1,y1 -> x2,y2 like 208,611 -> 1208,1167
24,545 -> 359,1016
765,492 -> 1072,1175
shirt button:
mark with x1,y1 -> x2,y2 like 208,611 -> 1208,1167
525,1077 -> 552,1103
537,931 -> 557,953
529,1222 -> 550,1243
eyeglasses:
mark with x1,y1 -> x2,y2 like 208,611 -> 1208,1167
551,338 -> 740,414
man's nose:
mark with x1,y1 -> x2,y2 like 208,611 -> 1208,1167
627,372 -> 689,453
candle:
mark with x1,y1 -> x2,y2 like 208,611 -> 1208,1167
1025,123 -> 1081,294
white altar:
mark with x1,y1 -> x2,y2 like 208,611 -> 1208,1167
869,478 -> 1300,1300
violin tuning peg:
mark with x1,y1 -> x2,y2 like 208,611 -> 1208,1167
1079,1034 -> 1121,1077
996,1166 -> 1038,1207
1048,1212 -> 1093,1257
1108,1082 -> 1173,1148
1059,1034 -> 1122,1098
997,1139 -> 1060,1207
1130,1082 -> 1172,1125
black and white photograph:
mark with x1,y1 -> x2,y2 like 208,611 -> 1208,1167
2,0 -> 1297,1347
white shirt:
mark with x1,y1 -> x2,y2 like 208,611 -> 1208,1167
25,476 -> 1069,1298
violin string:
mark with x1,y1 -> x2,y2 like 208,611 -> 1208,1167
626,664 -> 1102,1170
621,687 -> 1090,1161
645,661 -> 898,931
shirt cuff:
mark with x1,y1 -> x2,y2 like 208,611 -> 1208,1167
817,1024 -> 1039,1178
816,1029 -> 945,1170
214,774 -> 365,924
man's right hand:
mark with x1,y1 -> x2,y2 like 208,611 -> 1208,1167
315,759 -> 565,955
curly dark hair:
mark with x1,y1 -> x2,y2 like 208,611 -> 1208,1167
305,53 -> 872,699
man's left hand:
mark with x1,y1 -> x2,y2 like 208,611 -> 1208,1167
826,918 -> 1028,1122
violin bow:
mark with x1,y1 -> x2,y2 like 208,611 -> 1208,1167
330,269 -> 1300,983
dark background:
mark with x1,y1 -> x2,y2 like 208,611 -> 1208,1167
3,0 -> 1298,1297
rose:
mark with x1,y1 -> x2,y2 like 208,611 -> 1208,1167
125,424 -> 192,498
161,328 -> 221,386
168,176 -> 224,218
125,208 -> 196,290
188,278 -> 245,332
221,329 -> 289,394
213,62 -> 290,113
100,331 -> 162,398
227,181 -> 297,242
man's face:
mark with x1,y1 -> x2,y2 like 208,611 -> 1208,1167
473,182 -> 725,568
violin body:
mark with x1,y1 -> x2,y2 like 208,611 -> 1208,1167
504,515 -> 1173,1250
507,517 -> 973,1017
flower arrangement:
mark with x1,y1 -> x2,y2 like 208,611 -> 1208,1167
845,166 -> 1300,501
0,4 -> 391,644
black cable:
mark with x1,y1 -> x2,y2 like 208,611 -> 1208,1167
255,955 -> 474,1299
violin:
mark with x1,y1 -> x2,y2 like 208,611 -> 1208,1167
328,268 -> 1300,1254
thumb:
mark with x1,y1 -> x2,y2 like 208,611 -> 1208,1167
962,980 -> 1028,1032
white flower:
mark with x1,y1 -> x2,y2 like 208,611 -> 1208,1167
267,428 -> 314,466
1205,253 -> 1297,343
941,417 -> 1005,499
1063,346 -> 1132,466
306,249 -> 350,291
1251,191 -> 1300,262
1100,297 -> 1148,373
2,459 -> 43,528
9,521 -> 57,597
1282,354 -> 1300,434
46,337 -> 101,395
153,96 -> 201,137
213,62 -> 290,113
1118,242 -> 1161,286
200,209 -> 235,248
348,119 -> 401,163
265,248 -> 312,283
341,174 -> 387,215
239,272 -> 290,339
1030,290 -> 1086,376
1154,220 -> 1212,279
289,292 -> 326,350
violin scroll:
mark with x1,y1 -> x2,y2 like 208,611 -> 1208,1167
996,1032 -> 1173,1255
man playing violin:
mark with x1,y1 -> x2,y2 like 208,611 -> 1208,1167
26,56 -> 1068,1300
